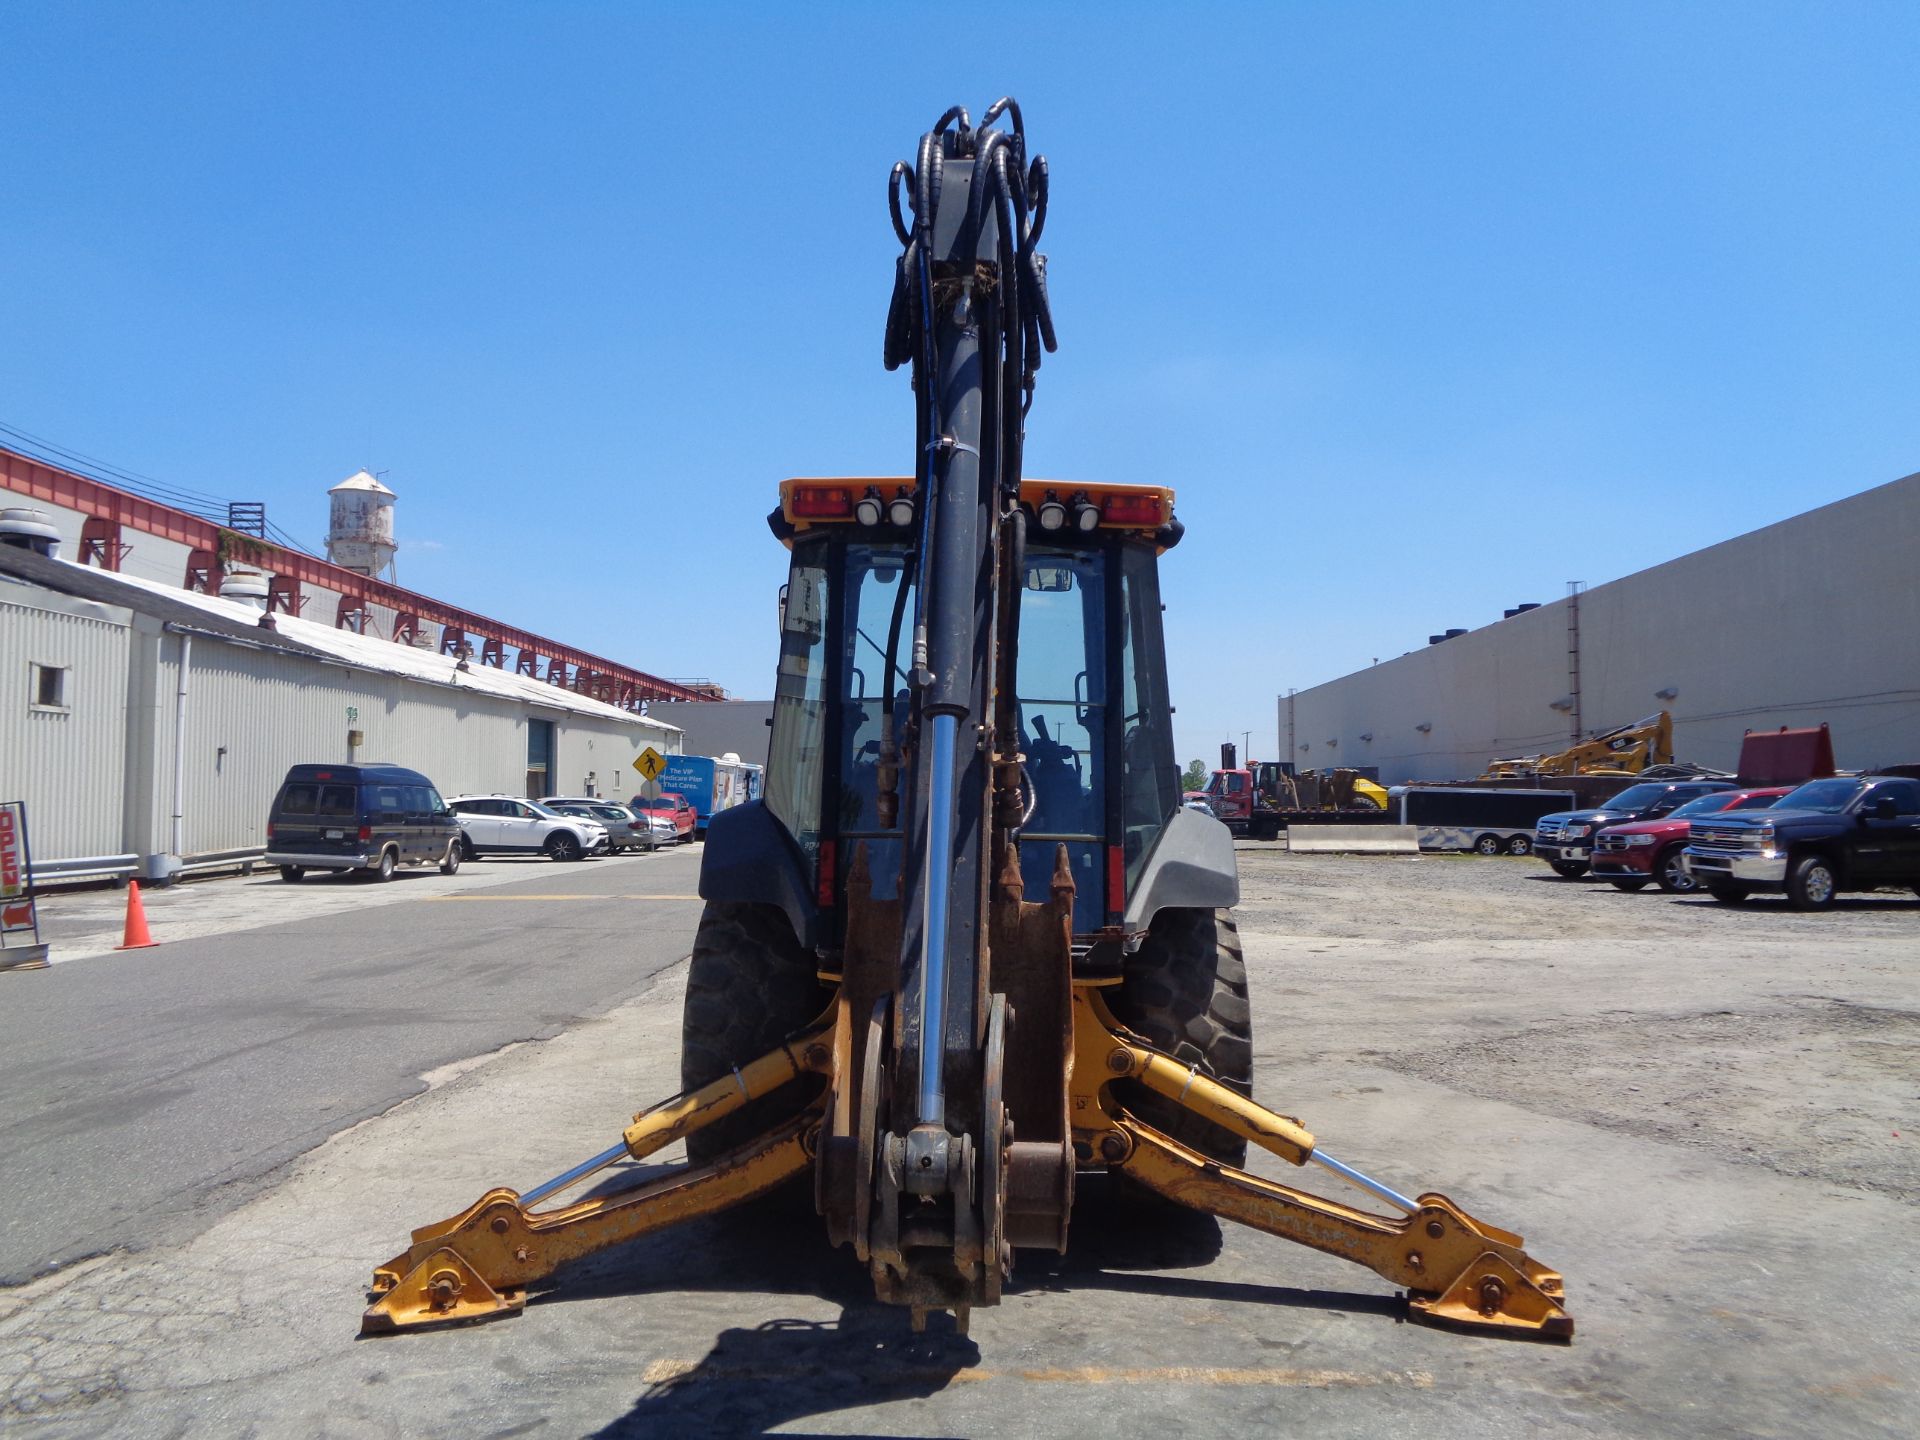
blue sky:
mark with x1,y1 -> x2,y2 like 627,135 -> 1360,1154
5,3 -> 1916,769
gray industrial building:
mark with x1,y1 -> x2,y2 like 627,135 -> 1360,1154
1,544 -> 680,884
649,699 -> 774,766
1288,470 -> 1920,783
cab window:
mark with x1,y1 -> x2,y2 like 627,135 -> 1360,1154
1875,780 -> 1920,815
1015,548 -> 1106,929
1117,546 -> 1178,887
836,543 -> 916,897
766,545 -> 831,870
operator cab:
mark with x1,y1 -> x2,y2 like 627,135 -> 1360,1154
765,476 -> 1186,938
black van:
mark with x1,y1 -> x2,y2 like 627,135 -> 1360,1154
264,763 -> 462,882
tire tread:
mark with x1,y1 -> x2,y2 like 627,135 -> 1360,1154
680,901 -> 826,1161
1111,908 -> 1255,1165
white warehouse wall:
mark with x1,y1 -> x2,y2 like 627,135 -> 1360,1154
2,567 -> 682,876
1291,470 -> 1920,782
130,623 -> 681,862
0,589 -> 132,861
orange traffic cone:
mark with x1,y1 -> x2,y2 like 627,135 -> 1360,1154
116,879 -> 158,950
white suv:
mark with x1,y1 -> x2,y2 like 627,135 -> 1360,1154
446,796 -> 608,862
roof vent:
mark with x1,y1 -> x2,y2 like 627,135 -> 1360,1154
0,507 -> 61,558
220,569 -> 271,611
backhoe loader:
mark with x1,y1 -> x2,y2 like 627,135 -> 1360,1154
364,101 -> 1572,1343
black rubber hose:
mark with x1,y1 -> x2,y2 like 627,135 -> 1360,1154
980,96 -> 1022,139
992,149 -> 1025,493
965,129 -> 1010,256
1024,156 -> 1049,251
888,162 -> 914,246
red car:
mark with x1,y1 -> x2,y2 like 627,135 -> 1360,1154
1591,786 -> 1793,893
634,791 -> 698,844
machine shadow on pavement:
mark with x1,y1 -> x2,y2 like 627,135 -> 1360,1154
531,1173 -> 1401,1437
592,1305 -> 980,1438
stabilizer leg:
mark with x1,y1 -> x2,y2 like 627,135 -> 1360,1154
1071,986 -> 1573,1341
363,1023 -> 831,1334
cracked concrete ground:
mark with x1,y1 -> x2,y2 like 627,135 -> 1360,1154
2,850 -> 1915,1437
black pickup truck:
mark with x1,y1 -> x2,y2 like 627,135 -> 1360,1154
1682,774 -> 1920,908
1531,780 -> 1735,878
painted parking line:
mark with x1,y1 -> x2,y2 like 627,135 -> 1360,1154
417,894 -> 705,902
639,1359 -> 1433,1388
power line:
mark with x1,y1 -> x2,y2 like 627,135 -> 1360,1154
1,419 -> 322,557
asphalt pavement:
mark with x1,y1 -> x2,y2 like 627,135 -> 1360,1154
0,847 -> 708,1285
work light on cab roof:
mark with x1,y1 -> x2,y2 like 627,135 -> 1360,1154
778,476 -> 1176,543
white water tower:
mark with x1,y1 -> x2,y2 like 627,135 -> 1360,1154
326,470 -> 397,579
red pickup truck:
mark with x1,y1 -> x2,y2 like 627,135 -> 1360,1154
1590,787 -> 1792,893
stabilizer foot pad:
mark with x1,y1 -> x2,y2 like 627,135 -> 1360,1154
1410,1250 -> 1573,1340
361,1246 -> 526,1334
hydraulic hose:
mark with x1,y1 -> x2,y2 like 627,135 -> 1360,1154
882,102 -> 1058,1131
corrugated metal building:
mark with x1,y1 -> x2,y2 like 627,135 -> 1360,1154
1,545 -> 681,882
1288,470 -> 1920,783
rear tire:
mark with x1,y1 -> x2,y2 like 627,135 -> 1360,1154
681,902 -> 827,1163
1549,860 -> 1588,878
278,865 -> 304,883
374,848 -> 397,883
1786,854 -> 1837,910
1504,834 -> 1532,856
1609,878 -> 1650,892
1110,908 -> 1254,1166
1706,881 -> 1750,904
1473,834 -> 1502,856
459,834 -> 476,861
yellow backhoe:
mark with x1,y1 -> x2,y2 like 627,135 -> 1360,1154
1484,711 -> 1673,779
363,101 -> 1573,1345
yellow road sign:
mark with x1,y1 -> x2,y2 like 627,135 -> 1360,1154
634,746 -> 667,781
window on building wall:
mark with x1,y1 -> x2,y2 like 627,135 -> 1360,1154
30,664 -> 69,712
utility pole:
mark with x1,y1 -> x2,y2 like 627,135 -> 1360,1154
1284,689 -> 1296,774
1566,580 -> 1586,744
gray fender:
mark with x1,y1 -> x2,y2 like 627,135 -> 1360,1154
697,801 -> 817,949
1122,806 -> 1241,931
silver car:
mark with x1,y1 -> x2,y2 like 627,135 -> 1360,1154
541,797 -> 662,853
446,796 -> 608,861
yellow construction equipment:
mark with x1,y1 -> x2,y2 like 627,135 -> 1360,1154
364,100 -> 1572,1345
1484,711 -> 1673,779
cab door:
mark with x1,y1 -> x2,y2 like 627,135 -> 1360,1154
1854,780 -> 1920,882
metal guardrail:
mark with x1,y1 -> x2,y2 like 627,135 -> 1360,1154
29,848 -> 265,886
29,853 -> 139,885
176,846 -> 265,876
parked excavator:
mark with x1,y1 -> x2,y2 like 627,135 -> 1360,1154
1484,711 -> 1674,779
363,102 -> 1572,1343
